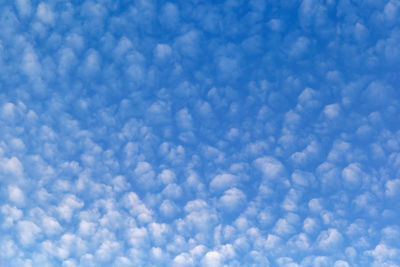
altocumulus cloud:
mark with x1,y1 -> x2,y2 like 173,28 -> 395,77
0,0 -> 400,266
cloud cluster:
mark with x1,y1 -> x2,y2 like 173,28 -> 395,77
0,0 -> 399,266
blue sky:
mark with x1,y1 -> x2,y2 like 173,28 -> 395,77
0,0 -> 400,266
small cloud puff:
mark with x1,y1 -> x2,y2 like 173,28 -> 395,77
254,157 -> 285,180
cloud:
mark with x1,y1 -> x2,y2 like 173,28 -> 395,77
254,157 -> 286,180
158,169 -> 176,185
201,251 -> 223,267
273,218 -> 296,236
173,253 -> 194,267
42,216 -> 63,236
291,170 -> 316,188
1,156 -> 24,178
210,173 -> 237,192
134,161 -> 156,189
317,228 -> 343,251
219,187 -> 246,213
8,185 -> 25,206
366,243 -> 400,263
154,44 -> 172,63
1,204 -> 23,228
342,163 -> 363,189
15,0 -> 32,18
57,194 -> 84,222
123,192 -> 153,224
175,30 -> 201,58
17,220 -> 41,246
385,179 -> 400,198
36,2 -> 55,25
323,103 -> 341,120
0,0 -> 398,265
333,260 -> 350,267
159,2 -> 179,30
289,36 -> 310,59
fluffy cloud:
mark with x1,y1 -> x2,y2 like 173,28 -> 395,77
317,228 -> 343,251
0,0 -> 397,265
17,220 -> 41,246
210,173 -> 237,192
254,157 -> 285,180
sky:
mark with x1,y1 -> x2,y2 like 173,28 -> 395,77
0,0 -> 400,266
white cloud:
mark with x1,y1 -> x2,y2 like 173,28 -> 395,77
254,156 -> 285,180
297,87 -> 320,110
289,36 -> 310,58
149,222 -> 170,246
281,189 -> 300,212
62,259 -> 78,267
219,187 -> 246,212
151,247 -> 164,262
308,198 -> 323,213
303,217 -> 319,234
1,156 -> 24,178
323,103 -> 341,120
114,37 -> 132,58
36,2 -> 55,25
1,102 -> 18,120
265,233 -> 282,250
57,194 -> 84,222
268,19 -> 283,32
15,0 -> 31,18
218,57 -> 239,80
317,228 -> 343,251
175,30 -> 201,58
78,220 -> 96,237
123,192 -> 153,224
176,108 -> 193,130
333,260 -> 350,267
354,22 -> 369,42
291,170 -> 315,187
160,199 -> 178,218
1,205 -> 23,228
312,256 -> 330,267
0,1 -> 397,265
147,101 -> 171,124
42,216 -> 62,236
158,169 -> 176,184
210,173 -> 237,192
162,183 -> 182,199
190,245 -> 207,259
96,240 -> 121,262
342,163 -> 362,189
201,251 -> 223,267
0,238 -> 18,259
58,48 -> 78,76
276,257 -> 299,267
273,218 -> 295,236
363,81 -> 393,107
8,185 -> 25,206
127,227 -> 149,249
81,49 -> 101,77
173,253 -> 194,267
385,179 -> 400,198
134,161 -> 156,189
382,226 -> 400,245
287,233 -> 310,251
111,175 -> 130,192
184,200 -> 217,234
290,140 -> 320,166
17,220 -> 41,246
159,2 -> 179,29
154,44 -> 172,62
366,243 -> 400,263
